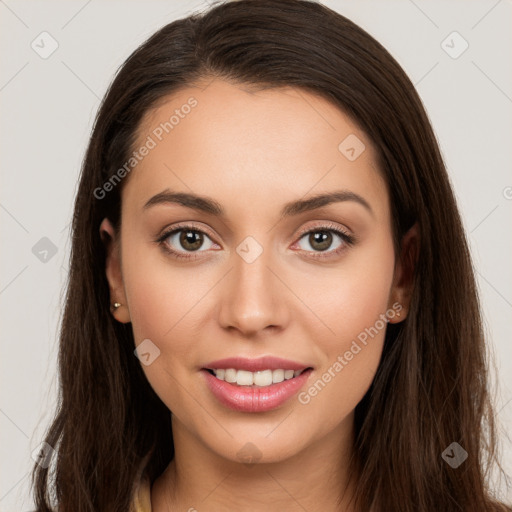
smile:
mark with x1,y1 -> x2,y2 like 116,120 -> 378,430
206,368 -> 310,387
201,367 -> 314,412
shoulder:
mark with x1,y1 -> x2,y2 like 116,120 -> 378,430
130,454 -> 153,512
131,472 -> 152,512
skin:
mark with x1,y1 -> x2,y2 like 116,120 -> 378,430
101,78 -> 418,511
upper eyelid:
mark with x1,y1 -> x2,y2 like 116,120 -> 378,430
296,222 -> 351,237
163,222 -> 215,238
160,221 -> 351,239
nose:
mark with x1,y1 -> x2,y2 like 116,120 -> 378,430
217,244 -> 289,337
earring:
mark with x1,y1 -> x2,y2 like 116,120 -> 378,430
112,302 -> 122,310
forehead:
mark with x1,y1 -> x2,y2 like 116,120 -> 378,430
123,78 -> 388,222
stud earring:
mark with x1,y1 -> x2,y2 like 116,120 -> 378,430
111,302 -> 122,310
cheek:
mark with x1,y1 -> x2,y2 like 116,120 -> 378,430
293,235 -> 395,419
296,231 -> 396,347
119,240 -> 200,385
122,260 -> 204,416
121,233 -> 203,344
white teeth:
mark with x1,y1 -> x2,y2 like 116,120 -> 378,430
236,370 -> 254,386
254,370 -> 272,386
272,369 -> 284,383
211,368 -> 307,386
224,368 -> 237,383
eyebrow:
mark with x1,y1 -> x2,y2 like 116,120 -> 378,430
143,188 -> 374,218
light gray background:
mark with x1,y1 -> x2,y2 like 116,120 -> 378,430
1,0 -> 511,510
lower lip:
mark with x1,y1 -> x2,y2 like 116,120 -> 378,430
201,368 -> 313,412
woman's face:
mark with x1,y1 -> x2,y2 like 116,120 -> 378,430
102,78 -> 413,465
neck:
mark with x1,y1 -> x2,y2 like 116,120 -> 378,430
151,413 -> 358,512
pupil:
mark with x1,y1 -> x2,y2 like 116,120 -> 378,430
310,231 -> 332,251
180,230 -> 203,251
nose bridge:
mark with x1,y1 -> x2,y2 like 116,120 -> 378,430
218,235 -> 287,334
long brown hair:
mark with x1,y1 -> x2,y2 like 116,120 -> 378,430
31,1 -> 511,510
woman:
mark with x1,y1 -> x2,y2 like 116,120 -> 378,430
31,0 -> 511,510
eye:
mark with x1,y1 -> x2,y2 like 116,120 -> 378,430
294,223 -> 356,259
156,221 -> 356,262
157,224 -> 218,260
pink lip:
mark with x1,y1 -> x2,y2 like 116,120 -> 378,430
203,356 -> 312,372
201,368 -> 314,412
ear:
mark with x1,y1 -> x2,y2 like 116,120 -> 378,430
99,218 -> 131,324
387,222 -> 420,323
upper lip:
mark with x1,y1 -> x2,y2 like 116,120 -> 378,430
203,356 -> 313,372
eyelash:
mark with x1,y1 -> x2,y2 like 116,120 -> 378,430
156,222 -> 357,261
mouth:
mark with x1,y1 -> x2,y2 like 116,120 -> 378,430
201,366 -> 315,412
202,367 -> 314,388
